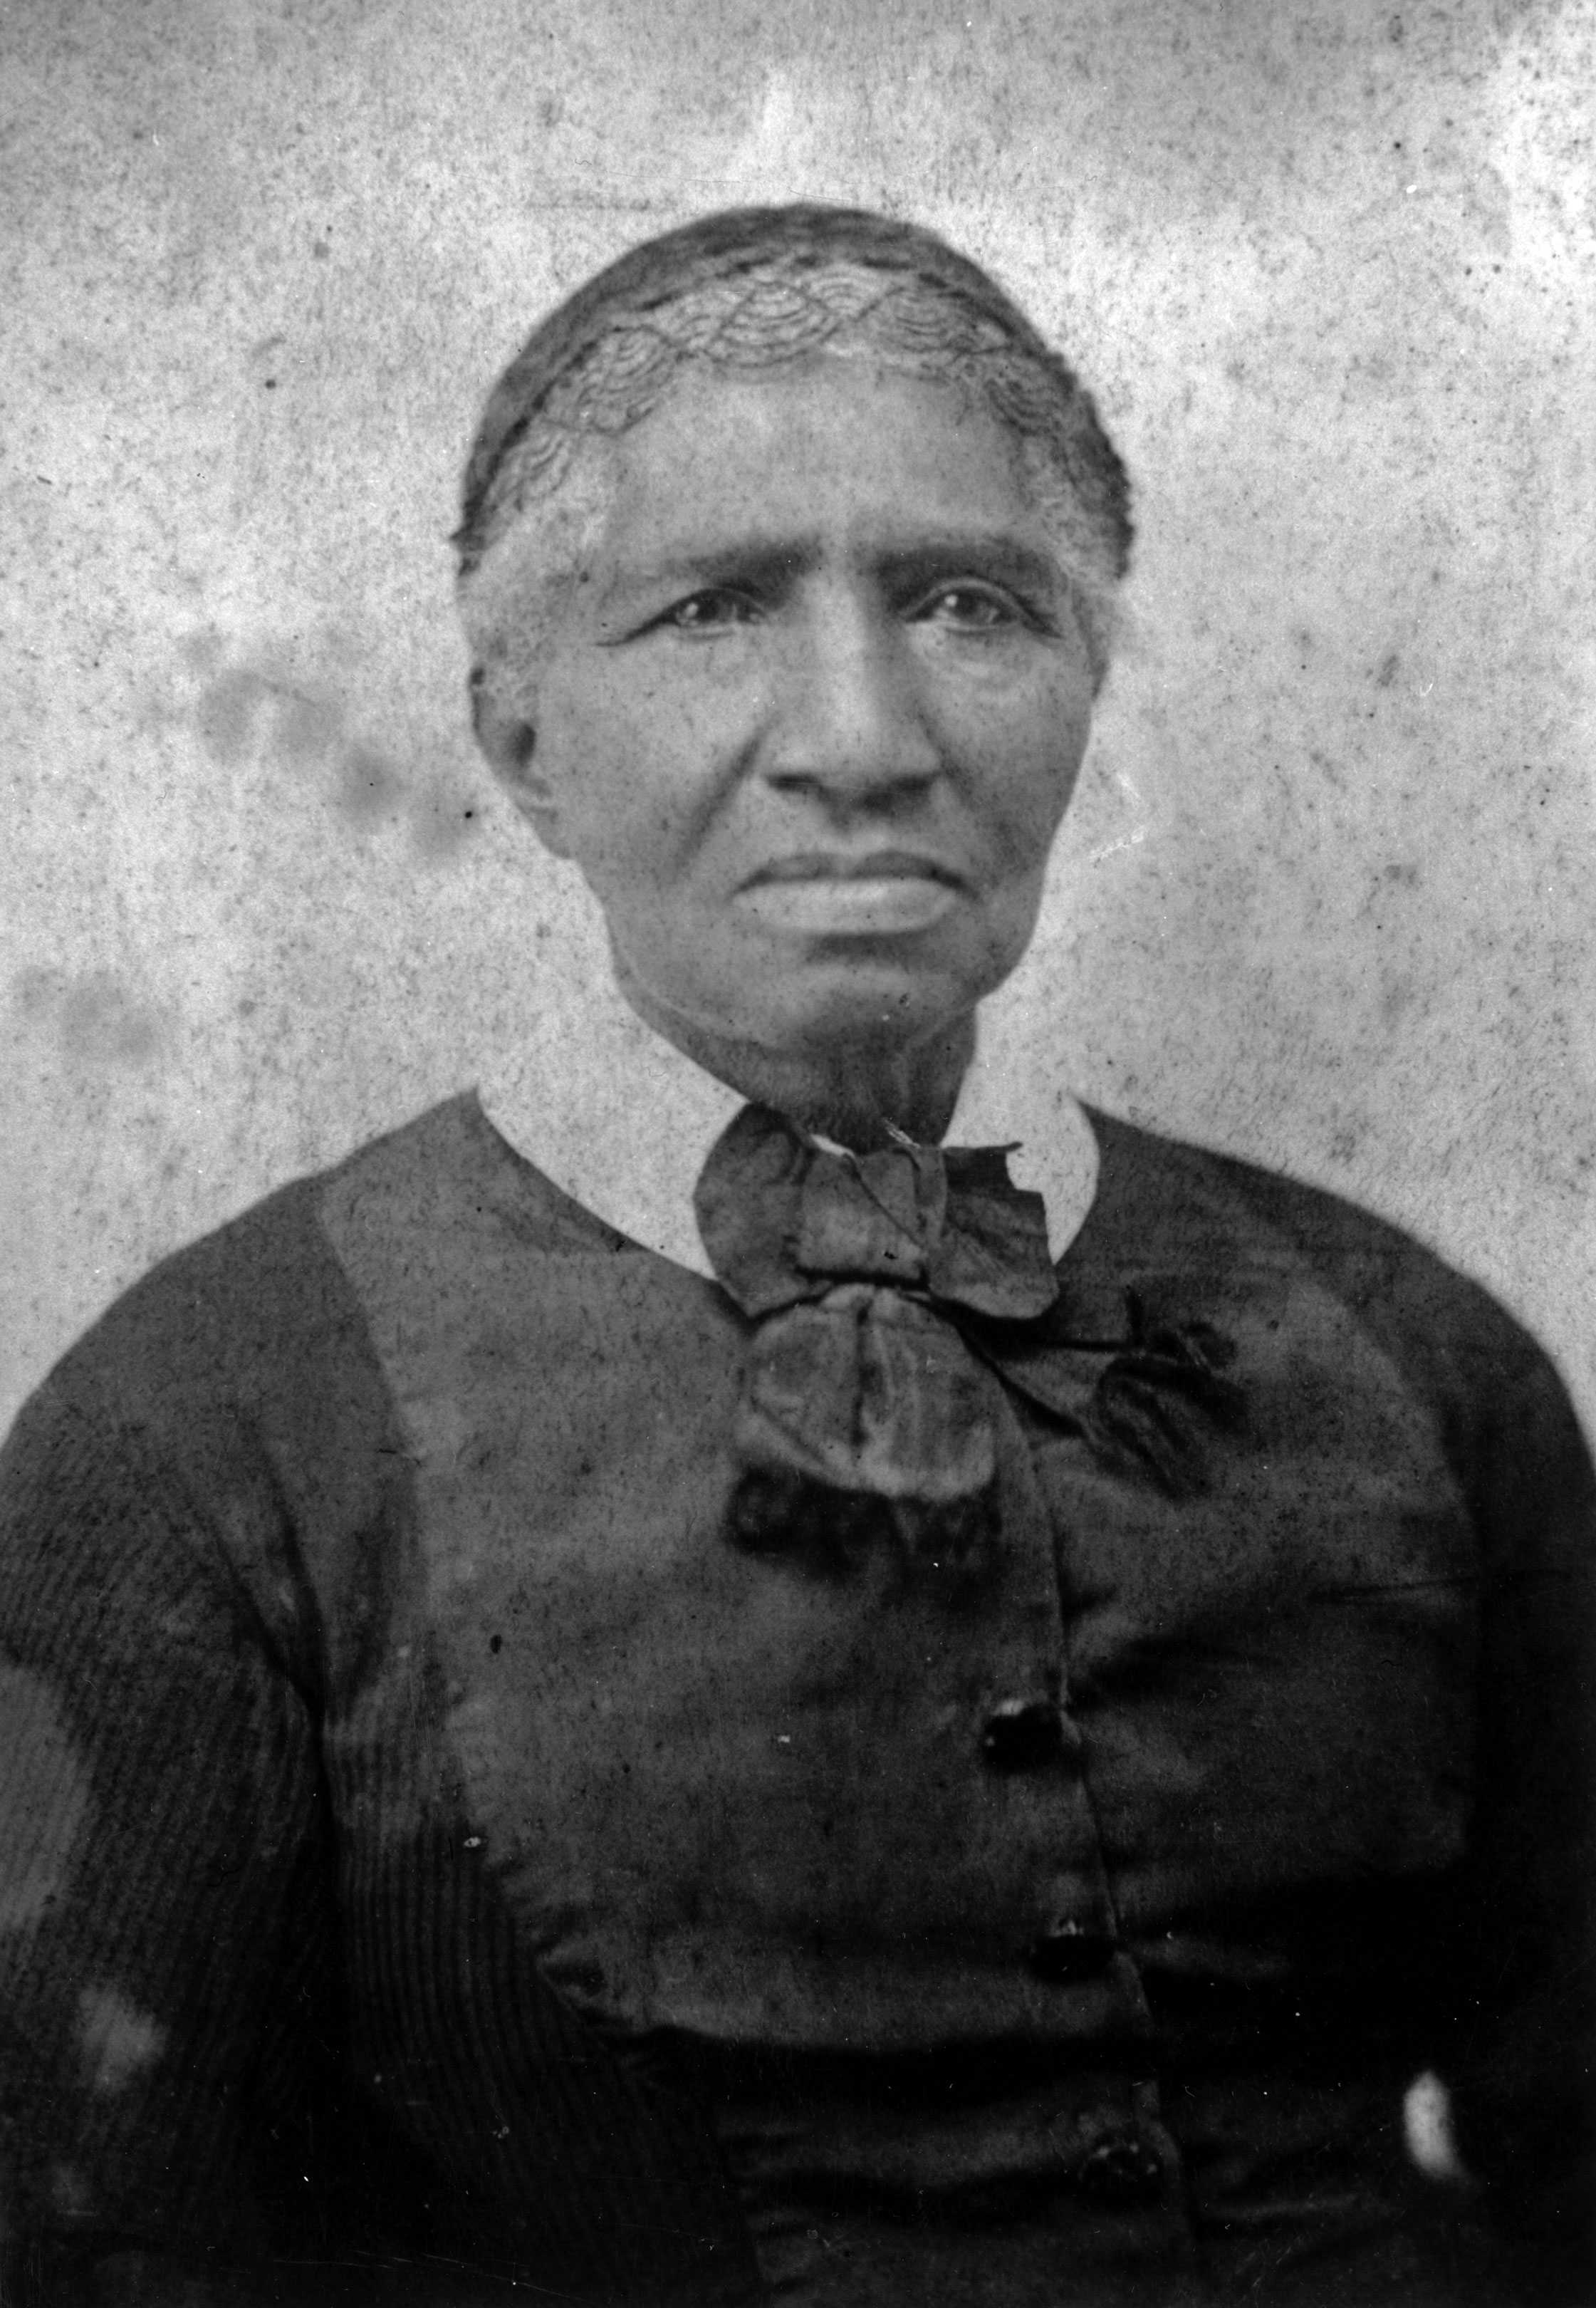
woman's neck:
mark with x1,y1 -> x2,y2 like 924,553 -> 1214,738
614,970 -> 975,1152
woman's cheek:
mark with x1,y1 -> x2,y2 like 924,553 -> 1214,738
983,757 -> 1078,868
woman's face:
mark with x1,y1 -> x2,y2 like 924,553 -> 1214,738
502,356 -> 1097,1063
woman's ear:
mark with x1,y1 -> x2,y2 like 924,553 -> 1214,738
469,669 -> 575,857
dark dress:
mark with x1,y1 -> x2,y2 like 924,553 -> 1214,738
0,1094 -> 1590,2305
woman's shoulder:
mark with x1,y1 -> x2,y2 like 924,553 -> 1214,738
0,1098 -> 508,1673
40,1095 -> 508,1403
1079,1103 -> 1568,1413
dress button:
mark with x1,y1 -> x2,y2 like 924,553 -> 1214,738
1027,1920 -> 1118,1982
980,1698 -> 1066,1772
1073,2133 -> 1166,2205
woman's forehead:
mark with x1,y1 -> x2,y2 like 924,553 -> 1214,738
596,356 -> 1053,567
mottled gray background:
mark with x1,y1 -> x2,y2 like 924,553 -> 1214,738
4,0 -> 1593,1435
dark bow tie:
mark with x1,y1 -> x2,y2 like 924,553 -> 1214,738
694,1104 -> 1244,1583
694,1106 -> 1058,1581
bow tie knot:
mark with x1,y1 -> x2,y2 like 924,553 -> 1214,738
694,1105 -> 1060,1326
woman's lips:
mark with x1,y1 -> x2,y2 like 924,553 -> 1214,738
736,855 -> 965,935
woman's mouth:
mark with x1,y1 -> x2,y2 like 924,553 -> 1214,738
736,853 -> 966,936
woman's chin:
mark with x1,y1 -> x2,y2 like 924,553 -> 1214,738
718,965 -> 999,1062
616,923 -> 1027,1069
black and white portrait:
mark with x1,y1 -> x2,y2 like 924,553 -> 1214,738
2,5 -> 1592,2304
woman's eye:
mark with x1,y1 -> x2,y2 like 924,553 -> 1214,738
663,589 -> 758,633
914,585 -> 1022,631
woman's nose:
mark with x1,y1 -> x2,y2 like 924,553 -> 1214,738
758,598 -> 944,806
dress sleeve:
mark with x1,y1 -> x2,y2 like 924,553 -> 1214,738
0,1359 -> 341,2300
1444,1322 -> 1596,2289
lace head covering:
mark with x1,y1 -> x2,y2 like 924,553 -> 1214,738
457,204 -> 1131,698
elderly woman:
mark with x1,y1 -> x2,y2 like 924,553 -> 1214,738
0,207 -> 1590,2308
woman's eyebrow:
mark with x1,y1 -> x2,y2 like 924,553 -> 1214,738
872,536 -> 1067,598
597,541 -> 818,608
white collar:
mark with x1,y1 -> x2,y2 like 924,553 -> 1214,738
476,896 -> 1098,1279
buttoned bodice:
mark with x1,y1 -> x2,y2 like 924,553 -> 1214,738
1,1095 -> 1590,2304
